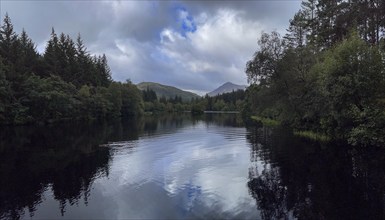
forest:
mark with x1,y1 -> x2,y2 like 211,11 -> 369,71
0,13 -> 244,124
244,0 -> 385,146
3,0 -> 385,147
142,86 -> 245,113
0,14 -> 144,125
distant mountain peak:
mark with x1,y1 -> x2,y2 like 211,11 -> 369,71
207,82 -> 247,97
136,82 -> 200,101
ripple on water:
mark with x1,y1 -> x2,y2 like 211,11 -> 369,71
57,116 -> 258,219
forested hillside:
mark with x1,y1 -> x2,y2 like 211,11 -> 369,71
244,0 -> 385,146
0,14 -> 143,125
207,82 -> 246,97
137,82 -> 200,101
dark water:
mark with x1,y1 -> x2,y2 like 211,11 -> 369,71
1,113 -> 385,219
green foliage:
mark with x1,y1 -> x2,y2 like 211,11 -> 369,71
293,130 -> 331,142
204,90 -> 245,112
142,87 -> 157,102
139,83 -> 246,114
0,55 -> 10,123
246,31 -> 284,86
191,103 -> 204,115
251,116 -> 280,127
136,82 -> 200,102
317,33 -> 385,145
120,82 -> 144,117
0,14 -> 143,125
106,82 -> 123,118
43,30 -> 111,87
244,3 -> 385,147
347,107 -> 385,146
23,75 -> 77,122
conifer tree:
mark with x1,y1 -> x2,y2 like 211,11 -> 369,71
44,28 -> 60,76
0,13 -> 19,79
17,29 -> 40,75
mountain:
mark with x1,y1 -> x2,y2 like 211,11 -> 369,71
136,82 -> 200,101
207,82 -> 247,97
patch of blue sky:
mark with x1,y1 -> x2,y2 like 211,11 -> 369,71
176,7 -> 197,37
181,14 -> 197,34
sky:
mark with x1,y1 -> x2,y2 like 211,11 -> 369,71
0,0 -> 301,95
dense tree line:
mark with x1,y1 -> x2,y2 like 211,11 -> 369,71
0,14 -> 143,124
244,0 -> 385,146
141,87 -> 191,112
141,87 -> 245,114
205,90 -> 245,111
190,90 -> 246,114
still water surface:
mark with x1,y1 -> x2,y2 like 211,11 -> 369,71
1,113 -> 385,219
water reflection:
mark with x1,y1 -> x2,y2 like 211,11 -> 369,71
246,126 -> 385,219
103,115 -> 252,218
1,113 -> 245,219
0,118 -> 149,219
2,114 -> 385,219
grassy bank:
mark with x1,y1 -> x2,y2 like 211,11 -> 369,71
251,116 -> 280,127
293,130 -> 331,142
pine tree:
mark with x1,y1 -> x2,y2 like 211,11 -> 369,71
98,54 -> 112,87
44,28 -> 60,77
300,0 -> 320,47
18,29 -> 40,75
285,10 -> 308,48
315,0 -> 339,48
0,55 -> 10,123
76,33 -> 93,86
65,34 -> 78,84
0,13 -> 19,79
357,0 -> 382,44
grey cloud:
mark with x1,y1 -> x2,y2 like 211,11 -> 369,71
1,1 -> 301,93
109,2 -> 174,42
1,1 -> 112,44
180,1 -> 301,31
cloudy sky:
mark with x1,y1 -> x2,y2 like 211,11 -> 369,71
1,1 -> 301,94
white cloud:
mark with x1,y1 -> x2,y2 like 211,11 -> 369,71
96,8 -> 269,92
155,9 -> 265,91
1,1 -> 301,93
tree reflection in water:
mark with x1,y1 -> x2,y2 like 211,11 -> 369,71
2,114 -> 385,219
246,126 -> 385,219
0,118 -> 145,219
